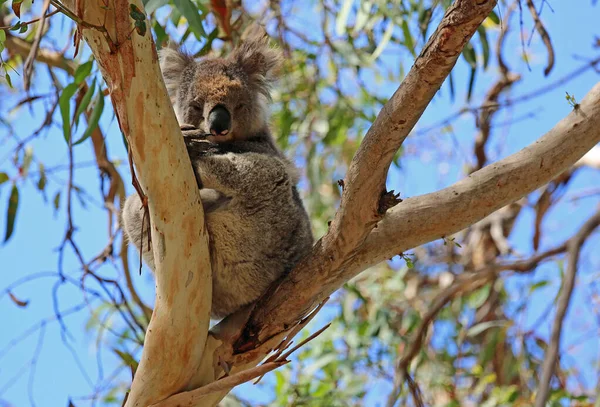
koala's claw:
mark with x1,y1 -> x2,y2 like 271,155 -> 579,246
180,125 -> 211,140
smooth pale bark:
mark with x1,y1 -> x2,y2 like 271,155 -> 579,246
58,1 -> 600,406
58,2 -> 213,406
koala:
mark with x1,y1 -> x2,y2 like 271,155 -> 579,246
122,25 -> 313,320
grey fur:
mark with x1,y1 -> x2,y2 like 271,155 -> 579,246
122,25 -> 313,319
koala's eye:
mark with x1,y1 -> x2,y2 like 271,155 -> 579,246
190,102 -> 204,118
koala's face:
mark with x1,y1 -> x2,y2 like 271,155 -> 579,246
159,25 -> 282,143
175,59 -> 264,143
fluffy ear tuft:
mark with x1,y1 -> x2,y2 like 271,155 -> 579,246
230,24 -> 283,96
158,45 -> 194,98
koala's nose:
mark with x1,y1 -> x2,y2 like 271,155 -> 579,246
207,105 -> 231,136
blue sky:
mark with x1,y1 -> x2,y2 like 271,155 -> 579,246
1,1 -> 600,406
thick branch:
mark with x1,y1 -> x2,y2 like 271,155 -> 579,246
237,81 -> 600,354
241,0 -> 499,348
354,83 -> 600,271
56,1 -> 213,405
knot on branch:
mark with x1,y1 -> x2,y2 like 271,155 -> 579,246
378,190 -> 402,215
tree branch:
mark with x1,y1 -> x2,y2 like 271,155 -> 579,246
55,1 -> 213,405
354,82 -> 600,273
240,0 -> 500,350
534,209 -> 600,407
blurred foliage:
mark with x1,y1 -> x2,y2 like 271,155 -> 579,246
1,0 -> 599,406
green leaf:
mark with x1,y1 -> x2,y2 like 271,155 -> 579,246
9,22 -> 21,31
21,147 -> 33,176
19,23 -> 27,34
529,279 -> 550,294
466,283 -> 491,308
0,29 -> 6,42
462,43 -> 477,68
153,21 -> 167,45
74,79 -> 96,128
5,72 -> 13,88
53,191 -> 61,214
447,70 -> 455,101
145,0 -> 169,14
402,20 -> 416,58
37,163 -> 46,191
112,348 -> 139,374
466,320 -> 508,337
59,83 -> 79,142
173,0 -> 206,39
336,0 -> 353,36
73,90 -> 104,146
466,67 -> 476,102
0,172 -> 8,185
487,10 -> 500,25
73,61 -> 93,85
4,183 -> 19,242
369,19 -> 394,63
353,2 -> 372,34
477,26 -> 490,70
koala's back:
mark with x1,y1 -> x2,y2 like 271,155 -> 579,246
196,142 -> 312,319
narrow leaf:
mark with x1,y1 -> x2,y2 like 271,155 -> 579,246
477,26 -> 490,70
466,67 -> 476,102
21,147 -> 33,176
467,320 -> 508,337
37,163 -> 46,191
336,0 -> 353,36
462,43 -> 477,68
487,10 -> 500,25
369,19 -> 394,63
402,20 -> 416,57
53,191 -> 61,214
8,291 -> 29,307
59,83 -> 79,142
4,183 -> 19,242
5,72 -> 13,88
74,79 -> 96,128
73,61 -> 93,85
145,0 -> 169,14
173,0 -> 206,39
73,90 -> 104,146
0,172 -> 8,185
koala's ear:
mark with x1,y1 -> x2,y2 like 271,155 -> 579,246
158,44 -> 194,98
230,24 -> 282,92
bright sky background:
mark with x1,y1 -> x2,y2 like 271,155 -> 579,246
1,1 -> 599,406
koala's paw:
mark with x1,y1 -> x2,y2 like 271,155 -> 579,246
180,124 -> 210,139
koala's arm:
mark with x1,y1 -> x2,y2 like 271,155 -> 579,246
190,151 -> 291,201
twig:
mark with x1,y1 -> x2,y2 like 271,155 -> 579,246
23,0 -> 52,91
534,209 -> 600,407
150,361 -> 290,407
525,0 -> 555,76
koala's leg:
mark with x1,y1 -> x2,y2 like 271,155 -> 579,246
122,193 -> 156,272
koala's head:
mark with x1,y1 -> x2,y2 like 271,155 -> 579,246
159,25 -> 282,143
